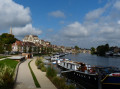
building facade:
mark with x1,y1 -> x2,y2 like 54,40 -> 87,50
23,35 -> 42,44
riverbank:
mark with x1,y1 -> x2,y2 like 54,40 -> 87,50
30,57 -> 57,89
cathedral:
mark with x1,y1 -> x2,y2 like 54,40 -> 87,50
23,35 -> 42,44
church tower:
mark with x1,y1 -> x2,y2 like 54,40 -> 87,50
10,27 -> 12,34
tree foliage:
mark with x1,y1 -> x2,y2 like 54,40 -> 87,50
91,47 -> 96,54
97,44 -> 109,56
0,33 -> 17,44
74,46 -> 79,50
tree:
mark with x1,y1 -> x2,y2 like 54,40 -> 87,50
97,44 -> 110,56
23,46 -> 26,53
28,46 -> 32,53
91,47 -> 95,54
74,46 -> 79,50
0,33 -> 17,44
33,47 -> 37,52
0,43 -> 4,53
37,46 -> 40,54
6,44 -> 12,52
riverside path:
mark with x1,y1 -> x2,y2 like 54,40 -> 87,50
30,57 -> 57,89
14,59 -> 36,89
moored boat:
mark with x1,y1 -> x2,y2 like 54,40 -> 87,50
58,60 -> 120,89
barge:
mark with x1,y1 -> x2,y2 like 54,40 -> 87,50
58,60 -> 120,89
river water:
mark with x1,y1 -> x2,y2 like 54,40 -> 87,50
61,53 -> 120,68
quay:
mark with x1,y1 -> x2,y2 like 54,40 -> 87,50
14,57 -> 57,89
30,57 -> 57,89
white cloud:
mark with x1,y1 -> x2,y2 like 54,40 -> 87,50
62,22 -> 88,37
0,0 -> 31,29
59,21 -> 65,24
100,26 -> 114,34
49,10 -> 65,18
50,1 -> 120,48
12,24 -> 42,37
113,1 -> 120,10
85,3 -> 109,21
118,20 -> 120,24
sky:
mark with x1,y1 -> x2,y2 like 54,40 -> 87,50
1,0 -> 120,48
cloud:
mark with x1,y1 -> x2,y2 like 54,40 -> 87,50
49,0 -> 120,48
85,3 -> 110,21
62,22 -> 88,37
12,24 -> 42,38
49,10 -> 65,18
0,0 -> 42,40
59,21 -> 65,24
0,0 -> 31,29
113,0 -> 120,10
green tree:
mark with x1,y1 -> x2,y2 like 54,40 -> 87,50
33,47 -> 37,52
74,46 -> 79,50
97,44 -> 109,56
91,47 -> 95,54
6,44 -> 12,52
28,46 -> 32,53
37,46 -> 40,54
23,46 -> 26,53
0,33 -> 17,44
0,43 -> 4,53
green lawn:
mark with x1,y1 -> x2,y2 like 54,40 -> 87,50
0,56 -> 8,59
0,59 -> 18,69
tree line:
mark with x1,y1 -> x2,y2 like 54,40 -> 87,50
91,44 -> 109,56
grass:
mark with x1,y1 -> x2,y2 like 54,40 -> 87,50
0,59 -> 18,69
0,59 -> 18,89
0,56 -> 8,59
28,60 -> 40,88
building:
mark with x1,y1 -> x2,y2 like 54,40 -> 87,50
23,35 -> 42,44
12,41 -> 36,53
12,41 -> 23,52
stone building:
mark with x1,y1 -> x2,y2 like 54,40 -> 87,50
12,41 -> 36,53
23,35 -> 42,44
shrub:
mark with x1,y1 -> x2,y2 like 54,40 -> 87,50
41,66 -> 47,72
35,57 -> 42,66
0,65 -> 14,89
35,57 -> 47,72
68,84 -> 75,89
52,76 -> 75,89
46,67 -> 57,78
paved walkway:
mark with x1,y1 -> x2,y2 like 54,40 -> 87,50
14,59 -> 36,89
0,58 -> 6,61
30,57 -> 57,89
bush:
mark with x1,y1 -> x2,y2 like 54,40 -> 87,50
0,65 -> 14,89
68,84 -> 75,89
35,57 -> 42,66
46,67 -> 57,78
41,66 -> 47,72
35,57 -> 47,72
52,76 -> 75,89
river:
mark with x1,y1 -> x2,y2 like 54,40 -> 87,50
61,53 -> 120,68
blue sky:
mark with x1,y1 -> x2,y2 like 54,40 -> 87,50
1,0 -> 120,48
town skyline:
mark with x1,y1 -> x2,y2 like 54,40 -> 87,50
1,0 -> 120,48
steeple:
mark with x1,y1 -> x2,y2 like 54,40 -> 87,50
10,27 -> 12,34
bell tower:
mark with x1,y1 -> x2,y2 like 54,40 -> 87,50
10,27 -> 12,34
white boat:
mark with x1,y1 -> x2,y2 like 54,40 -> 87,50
51,55 -> 59,61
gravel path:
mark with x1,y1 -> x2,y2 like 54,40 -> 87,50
14,59 -> 36,89
30,57 -> 57,89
